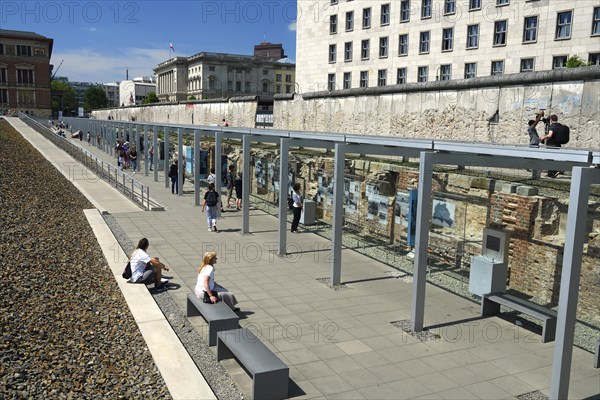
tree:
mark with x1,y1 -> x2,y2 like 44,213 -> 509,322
188,95 -> 197,100
51,80 -> 78,117
566,55 -> 592,68
83,86 -> 108,112
142,92 -> 160,104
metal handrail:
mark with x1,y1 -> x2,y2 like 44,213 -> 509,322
19,113 -> 162,211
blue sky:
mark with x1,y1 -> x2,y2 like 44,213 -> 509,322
1,0 -> 298,83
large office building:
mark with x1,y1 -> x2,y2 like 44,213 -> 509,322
296,0 -> 600,91
154,43 -> 296,102
0,29 -> 53,117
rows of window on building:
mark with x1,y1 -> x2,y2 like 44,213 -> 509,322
324,1 -> 600,90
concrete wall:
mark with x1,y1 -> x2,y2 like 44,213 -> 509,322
91,98 -> 258,128
274,67 -> 600,149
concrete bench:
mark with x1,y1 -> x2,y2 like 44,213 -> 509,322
186,293 -> 239,346
217,328 -> 289,400
481,292 -> 557,343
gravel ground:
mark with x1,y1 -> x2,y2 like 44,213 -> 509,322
0,120 -> 170,399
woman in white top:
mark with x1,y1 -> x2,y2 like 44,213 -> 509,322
130,238 -> 169,290
194,251 -> 238,311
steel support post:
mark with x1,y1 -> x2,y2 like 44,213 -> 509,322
143,125 -> 149,176
331,143 -> 346,285
278,138 -> 290,255
178,128 -> 183,196
550,167 -> 600,399
215,131 -> 223,204
242,134 -> 250,234
135,124 -> 140,173
164,126 -> 169,189
153,127 -> 158,182
194,130 -> 200,206
411,151 -> 434,332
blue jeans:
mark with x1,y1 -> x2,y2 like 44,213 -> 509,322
206,205 -> 218,228
171,176 -> 178,194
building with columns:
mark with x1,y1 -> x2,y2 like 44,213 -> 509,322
295,0 -> 600,92
0,29 -> 53,117
154,43 -> 295,102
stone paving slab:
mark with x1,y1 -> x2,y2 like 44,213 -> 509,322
17,122 -> 600,400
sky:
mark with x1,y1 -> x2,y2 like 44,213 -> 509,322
1,0 -> 298,83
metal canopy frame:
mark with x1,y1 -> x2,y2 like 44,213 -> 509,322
67,118 -> 598,399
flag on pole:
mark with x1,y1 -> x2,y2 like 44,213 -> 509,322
169,42 -> 175,52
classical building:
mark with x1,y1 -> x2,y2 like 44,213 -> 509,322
296,0 -> 600,91
154,43 -> 296,102
0,29 -> 53,117
119,77 -> 156,106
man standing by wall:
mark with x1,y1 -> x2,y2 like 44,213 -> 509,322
540,114 -> 564,178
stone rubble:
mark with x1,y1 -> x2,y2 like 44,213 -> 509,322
0,120 -> 170,398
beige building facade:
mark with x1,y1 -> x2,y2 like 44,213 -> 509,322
296,0 -> 600,92
154,52 -> 295,102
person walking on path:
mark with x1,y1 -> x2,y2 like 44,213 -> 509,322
234,171 -> 243,210
225,164 -> 235,208
194,251 -> 238,311
202,183 -> 220,232
169,159 -> 179,194
148,146 -> 154,171
291,182 -> 303,233
129,238 -> 170,290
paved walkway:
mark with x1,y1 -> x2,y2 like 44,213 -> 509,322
11,117 -> 599,399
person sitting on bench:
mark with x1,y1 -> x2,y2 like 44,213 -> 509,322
194,251 -> 238,311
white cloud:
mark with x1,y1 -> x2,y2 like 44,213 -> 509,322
288,22 -> 296,32
88,27 -> 97,32
51,47 -> 168,83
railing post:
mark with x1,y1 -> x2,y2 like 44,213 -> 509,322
146,186 -> 150,210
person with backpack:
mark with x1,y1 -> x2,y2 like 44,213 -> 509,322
225,164 -> 235,208
202,182 -> 220,232
541,114 -> 569,178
